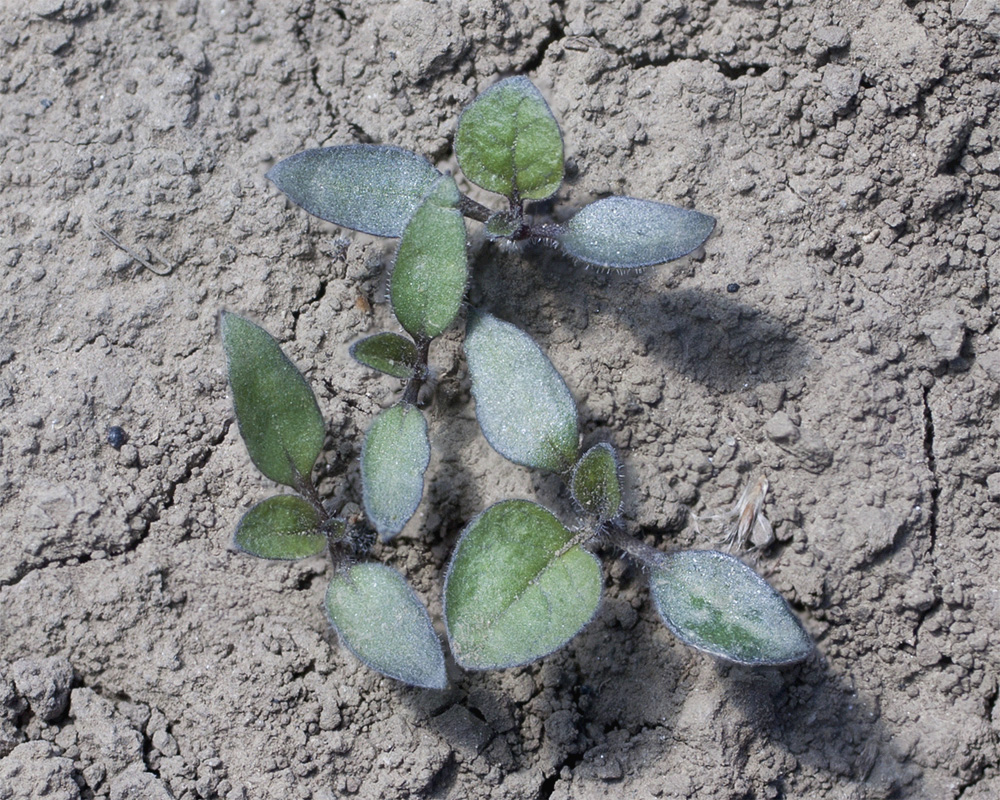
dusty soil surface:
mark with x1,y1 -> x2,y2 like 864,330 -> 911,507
3,1 -> 1000,798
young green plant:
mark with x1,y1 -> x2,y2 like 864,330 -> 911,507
221,312 -> 447,689
444,310 -> 813,669
220,75 -> 813,688
266,76 -> 716,271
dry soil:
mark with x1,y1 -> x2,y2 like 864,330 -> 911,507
2,1 -> 1000,799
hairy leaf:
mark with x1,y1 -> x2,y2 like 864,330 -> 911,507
390,175 -> 468,340
444,500 -> 601,670
464,311 -> 579,473
571,443 -> 622,522
267,145 -> 441,238
361,404 -> 430,540
455,76 -> 564,201
326,563 -> 447,689
221,312 -> 325,488
557,196 -> 716,269
234,495 -> 329,560
484,210 -> 522,240
350,333 -> 419,380
649,550 -> 813,665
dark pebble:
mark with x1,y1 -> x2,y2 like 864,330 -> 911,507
106,426 -> 127,449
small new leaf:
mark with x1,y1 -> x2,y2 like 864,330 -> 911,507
222,312 -> 325,488
234,495 -> 329,560
571,443 -> 623,522
267,145 -> 441,238
557,196 -> 716,269
361,404 -> 430,540
350,333 -> 419,380
464,311 -> 579,473
326,563 -> 447,689
484,210 -> 522,240
649,550 -> 813,665
444,500 -> 601,670
455,76 -> 564,201
390,174 -> 468,340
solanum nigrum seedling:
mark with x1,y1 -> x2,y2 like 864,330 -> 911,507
220,76 -> 812,688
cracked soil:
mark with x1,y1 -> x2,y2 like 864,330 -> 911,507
2,1 -> 1000,798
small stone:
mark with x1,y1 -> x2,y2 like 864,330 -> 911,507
543,709 -> 578,749
151,729 -> 179,757
876,199 -> 906,228
977,347 -> 1000,384
986,473 -> 1000,501
842,505 -> 904,567
822,65 -> 861,114
765,411 -> 799,444
42,30 -> 74,54
794,430 -> 834,473
0,740 -> 80,799
813,25 -> 851,50
808,25 -> 851,60
106,426 -> 127,449
756,383 -> 786,414
433,705 -> 493,756
70,688 -> 144,778
11,656 -> 74,722
110,766 -> 175,800
916,637 -> 942,667
923,175 -> 965,212
926,114 -> 973,173
919,308 -> 966,361
177,35 -> 208,72
577,746 -> 624,781
1,670 -> 28,757
32,0 -> 65,15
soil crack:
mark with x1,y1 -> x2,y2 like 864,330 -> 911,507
921,385 -> 939,557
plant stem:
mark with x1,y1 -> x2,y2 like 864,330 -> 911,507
527,222 -> 565,244
602,521 -> 670,569
457,193 -> 492,223
402,336 -> 432,406
295,471 -> 331,524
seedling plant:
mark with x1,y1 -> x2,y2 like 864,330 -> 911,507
221,77 -> 812,689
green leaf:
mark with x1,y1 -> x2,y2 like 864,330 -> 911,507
326,563 -> 447,689
649,550 -> 813,665
361,404 -> 430,540
464,311 -> 578,472
556,196 -> 716,269
455,76 -> 564,201
484,210 -> 522,241
350,333 -> 419,380
234,495 -> 330,560
390,175 -> 468,340
444,500 -> 601,670
266,145 -> 441,238
221,312 -> 325,488
571,443 -> 622,522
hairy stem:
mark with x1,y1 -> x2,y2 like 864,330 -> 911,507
527,222 -> 565,244
458,193 -> 493,223
602,522 -> 670,569
401,336 -> 432,406
293,467 -> 331,524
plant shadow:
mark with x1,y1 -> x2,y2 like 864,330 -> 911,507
721,656 -> 922,796
640,287 -> 812,392
401,594 -> 690,790
470,242 -> 812,395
